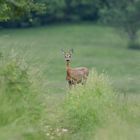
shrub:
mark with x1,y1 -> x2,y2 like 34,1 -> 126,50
128,42 -> 140,50
62,70 -> 140,140
63,70 -> 116,132
0,52 -> 46,139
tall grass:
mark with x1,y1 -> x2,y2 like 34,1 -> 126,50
61,70 -> 140,140
63,70 -> 115,131
0,52 -> 46,140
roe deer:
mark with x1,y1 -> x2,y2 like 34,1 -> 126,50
61,49 -> 89,88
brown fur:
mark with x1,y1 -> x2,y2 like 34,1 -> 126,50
62,49 -> 89,88
66,65 -> 89,87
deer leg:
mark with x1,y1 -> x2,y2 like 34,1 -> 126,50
68,80 -> 73,89
81,75 -> 88,85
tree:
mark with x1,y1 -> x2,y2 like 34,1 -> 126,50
37,0 -> 101,23
0,0 -> 46,21
0,0 -> 103,27
100,0 -> 140,49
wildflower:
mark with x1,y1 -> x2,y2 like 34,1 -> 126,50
46,133 -> 50,136
62,128 -> 68,132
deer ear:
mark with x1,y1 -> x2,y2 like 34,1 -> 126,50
61,49 -> 65,54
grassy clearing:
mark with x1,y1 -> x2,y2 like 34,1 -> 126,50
0,23 -> 140,94
0,23 -> 140,139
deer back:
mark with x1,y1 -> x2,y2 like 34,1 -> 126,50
67,67 -> 89,83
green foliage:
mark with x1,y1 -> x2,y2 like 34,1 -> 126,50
0,0 -> 46,21
128,41 -> 140,50
100,0 -> 140,49
30,0 -> 101,25
61,70 -> 140,139
68,0 -> 101,20
36,0 -> 101,22
0,52 -> 46,139
63,70 -> 116,132
0,0 -> 103,27
2,61 -> 30,97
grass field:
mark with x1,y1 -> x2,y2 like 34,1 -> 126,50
0,23 -> 140,140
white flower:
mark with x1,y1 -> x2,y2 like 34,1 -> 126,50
46,133 -> 50,136
62,128 -> 68,132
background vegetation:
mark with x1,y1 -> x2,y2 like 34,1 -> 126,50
0,52 -> 46,139
1,0 -> 140,49
0,24 -> 140,139
0,0 -> 140,139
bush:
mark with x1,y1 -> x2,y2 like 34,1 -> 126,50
63,70 -> 116,132
0,52 -> 46,139
61,70 -> 140,140
128,42 -> 140,50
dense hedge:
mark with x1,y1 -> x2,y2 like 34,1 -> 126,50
0,0 -> 104,28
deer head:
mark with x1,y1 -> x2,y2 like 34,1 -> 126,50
61,49 -> 73,62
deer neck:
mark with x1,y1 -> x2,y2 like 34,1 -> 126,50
66,61 -> 72,80
66,61 -> 71,70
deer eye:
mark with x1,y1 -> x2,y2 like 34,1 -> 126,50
65,54 -> 69,57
